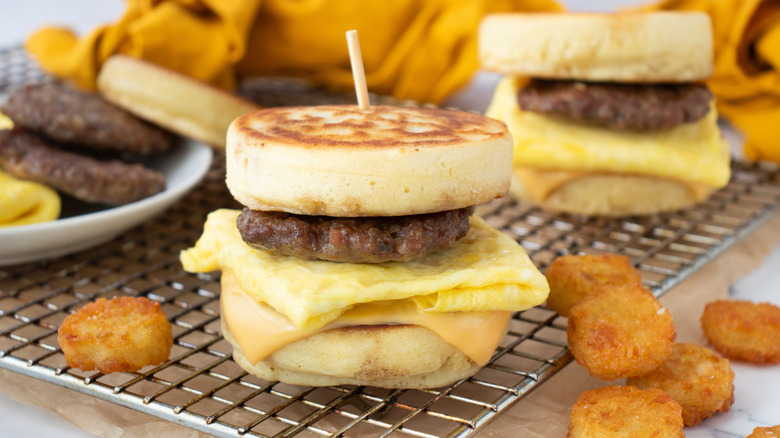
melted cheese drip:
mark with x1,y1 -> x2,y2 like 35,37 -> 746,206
485,76 -> 730,188
181,209 -> 549,331
221,271 -> 511,365
514,168 -> 713,202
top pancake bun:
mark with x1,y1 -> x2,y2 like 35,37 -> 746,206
479,11 -> 713,82
226,105 -> 513,217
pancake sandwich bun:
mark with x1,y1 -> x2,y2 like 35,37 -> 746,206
97,55 -> 260,149
479,12 -> 731,216
181,104 -> 550,388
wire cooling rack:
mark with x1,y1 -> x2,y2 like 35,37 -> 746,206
2,46 -> 780,437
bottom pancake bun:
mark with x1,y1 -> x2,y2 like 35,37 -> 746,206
222,317 -> 489,389
511,170 -> 714,217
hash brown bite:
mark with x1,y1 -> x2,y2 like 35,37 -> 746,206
58,296 -> 173,374
544,253 -> 643,317
748,425 -> 780,437
627,343 -> 735,426
567,385 -> 684,438
701,299 -> 780,364
567,283 -> 676,380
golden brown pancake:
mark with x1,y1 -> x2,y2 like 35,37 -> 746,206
97,55 -> 260,149
226,105 -> 513,216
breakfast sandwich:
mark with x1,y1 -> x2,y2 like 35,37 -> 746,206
180,105 -> 550,389
479,12 -> 731,216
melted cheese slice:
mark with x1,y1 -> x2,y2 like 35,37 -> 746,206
221,271 -> 511,365
485,76 -> 731,188
181,209 -> 549,330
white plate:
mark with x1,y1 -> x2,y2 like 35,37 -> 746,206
0,138 -> 213,266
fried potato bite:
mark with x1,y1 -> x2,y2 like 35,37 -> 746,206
748,425 -> 780,437
701,299 -> 780,364
545,254 -> 643,317
58,296 -> 173,374
567,385 -> 684,438
567,283 -> 676,380
627,343 -> 734,426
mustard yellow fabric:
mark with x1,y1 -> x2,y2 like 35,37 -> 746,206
26,0 -> 562,104
641,0 -> 780,163
27,0 -> 260,92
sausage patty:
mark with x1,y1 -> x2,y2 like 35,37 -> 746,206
237,207 -> 473,263
516,80 -> 712,131
0,128 -> 166,205
2,83 -> 171,155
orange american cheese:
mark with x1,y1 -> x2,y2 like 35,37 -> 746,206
222,271 -> 512,366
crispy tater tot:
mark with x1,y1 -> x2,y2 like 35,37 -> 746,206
567,283 -> 676,380
627,343 -> 734,426
701,299 -> 780,364
567,385 -> 684,438
58,296 -> 173,373
748,425 -> 780,437
545,254 -> 643,317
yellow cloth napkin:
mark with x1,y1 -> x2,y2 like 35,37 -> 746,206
26,0 -> 562,104
640,0 -> 780,163
27,0 -> 260,92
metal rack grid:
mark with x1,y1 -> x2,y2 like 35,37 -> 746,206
2,45 -> 780,437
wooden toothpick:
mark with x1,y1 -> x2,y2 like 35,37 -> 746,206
346,30 -> 370,109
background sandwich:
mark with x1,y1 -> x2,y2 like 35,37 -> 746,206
479,11 -> 730,216
181,104 -> 549,389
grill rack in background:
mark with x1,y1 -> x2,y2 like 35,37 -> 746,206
2,46 -> 780,437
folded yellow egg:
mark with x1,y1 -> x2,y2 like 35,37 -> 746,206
0,112 -> 60,227
181,209 -> 549,331
487,76 -> 730,191
0,170 -> 61,227
0,112 -> 12,130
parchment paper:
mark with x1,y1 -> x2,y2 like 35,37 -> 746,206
3,212 -> 780,438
